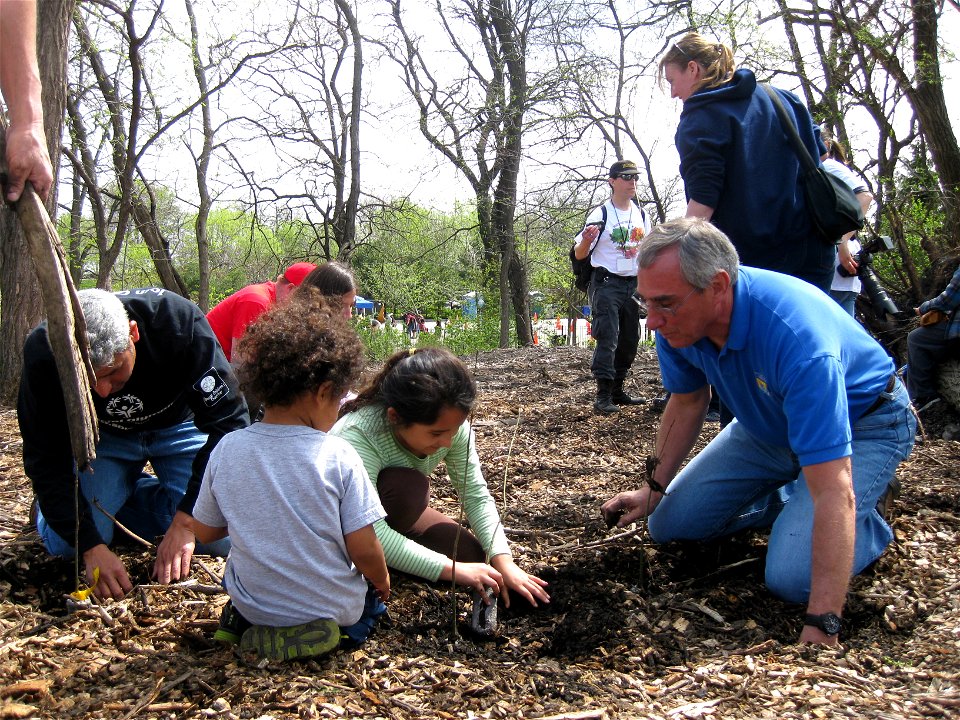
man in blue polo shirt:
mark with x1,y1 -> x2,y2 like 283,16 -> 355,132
601,218 -> 915,645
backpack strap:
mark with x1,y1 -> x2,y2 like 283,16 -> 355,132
590,206 -> 606,257
578,205 -> 604,259
631,197 -> 646,227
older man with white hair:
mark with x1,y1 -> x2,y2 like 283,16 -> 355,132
601,218 -> 915,645
19,288 -> 248,600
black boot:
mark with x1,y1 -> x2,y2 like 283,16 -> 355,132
594,379 -> 619,414
612,378 -> 644,405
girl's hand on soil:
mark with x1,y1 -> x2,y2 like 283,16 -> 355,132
445,561 -> 503,597
83,544 -> 132,600
491,555 -> 550,608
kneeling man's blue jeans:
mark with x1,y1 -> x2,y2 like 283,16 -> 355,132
648,380 -> 915,603
37,421 -> 229,557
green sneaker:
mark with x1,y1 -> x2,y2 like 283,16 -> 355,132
240,618 -> 341,661
213,601 -> 251,645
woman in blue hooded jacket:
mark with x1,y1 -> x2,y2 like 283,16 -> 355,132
658,33 -> 833,292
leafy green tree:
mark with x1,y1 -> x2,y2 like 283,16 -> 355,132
351,201 -> 485,319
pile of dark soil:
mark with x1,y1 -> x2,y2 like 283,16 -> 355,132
0,345 -> 958,719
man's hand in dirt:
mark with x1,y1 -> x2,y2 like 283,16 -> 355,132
799,624 -> 840,647
83,544 -> 132,600
153,511 -> 195,584
601,488 -> 662,528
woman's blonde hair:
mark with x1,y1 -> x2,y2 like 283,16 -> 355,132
820,127 -> 849,165
658,32 -> 736,94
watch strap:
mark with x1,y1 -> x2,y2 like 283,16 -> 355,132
804,612 -> 841,635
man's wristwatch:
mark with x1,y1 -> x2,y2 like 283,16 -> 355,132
804,612 -> 842,636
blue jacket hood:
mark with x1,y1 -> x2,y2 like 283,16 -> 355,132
682,68 -> 756,115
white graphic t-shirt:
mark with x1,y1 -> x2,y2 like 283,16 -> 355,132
581,199 -> 651,277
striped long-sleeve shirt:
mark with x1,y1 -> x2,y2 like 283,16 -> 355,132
330,405 -> 511,581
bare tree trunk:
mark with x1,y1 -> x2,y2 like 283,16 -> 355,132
334,0 -> 362,260
131,197 -> 190,296
0,0 -> 75,401
184,0 -> 212,310
490,0 -> 532,346
907,0 -> 960,247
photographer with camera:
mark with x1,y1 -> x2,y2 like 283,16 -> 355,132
906,263 -> 960,412
821,132 -> 875,317
836,235 -> 901,319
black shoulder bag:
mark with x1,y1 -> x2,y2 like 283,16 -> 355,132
762,84 -> 864,245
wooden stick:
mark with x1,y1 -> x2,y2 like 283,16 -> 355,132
93,499 -> 154,548
535,709 -> 610,720
548,526 -> 642,553
0,117 -> 98,470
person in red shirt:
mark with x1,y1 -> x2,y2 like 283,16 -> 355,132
206,262 -> 316,363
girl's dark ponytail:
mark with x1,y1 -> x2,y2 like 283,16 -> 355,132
340,347 -> 476,425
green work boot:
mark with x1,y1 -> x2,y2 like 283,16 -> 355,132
213,601 -> 251,645
240,617 -> 341,661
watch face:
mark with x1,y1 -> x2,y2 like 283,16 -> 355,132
822,613 -> 842,635
806,612 -> 842,635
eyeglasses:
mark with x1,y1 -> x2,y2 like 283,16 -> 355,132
615,173 -> 640,181
632,287 -> 700,317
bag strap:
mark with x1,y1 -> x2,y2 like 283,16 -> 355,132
580,206 -> 604,259
583,198 -> 644,257
761,84 -> 817,174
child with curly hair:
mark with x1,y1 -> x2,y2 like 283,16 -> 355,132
192,289 -> 390,661
331,347 -> 549,635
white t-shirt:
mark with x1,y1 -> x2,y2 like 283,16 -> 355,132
194,423 -> 385,627
580,199 -> 652,277
823,158 -> 867,294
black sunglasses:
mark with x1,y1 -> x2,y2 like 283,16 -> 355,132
615,173 -> 640,181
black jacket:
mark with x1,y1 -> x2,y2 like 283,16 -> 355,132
18,288 -> 248,553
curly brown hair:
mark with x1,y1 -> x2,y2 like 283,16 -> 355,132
235,286 -> 364,408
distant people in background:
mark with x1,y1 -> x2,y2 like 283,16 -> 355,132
906,263 -> 960,412
0,0 -> 53,202
206,262 -> 317,363
297,261 -> 357,318
331,348 -> 549,634
193,289 -> 389,661
659,32 -> 834,292
573,159 -> 652,414
19,288 -> 248,600
404,312 -> 423,341
822,130 -> 875,316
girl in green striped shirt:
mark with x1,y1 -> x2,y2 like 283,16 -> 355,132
331,348 -> 549,623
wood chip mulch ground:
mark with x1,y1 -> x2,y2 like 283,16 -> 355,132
1,345 -> 958,719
